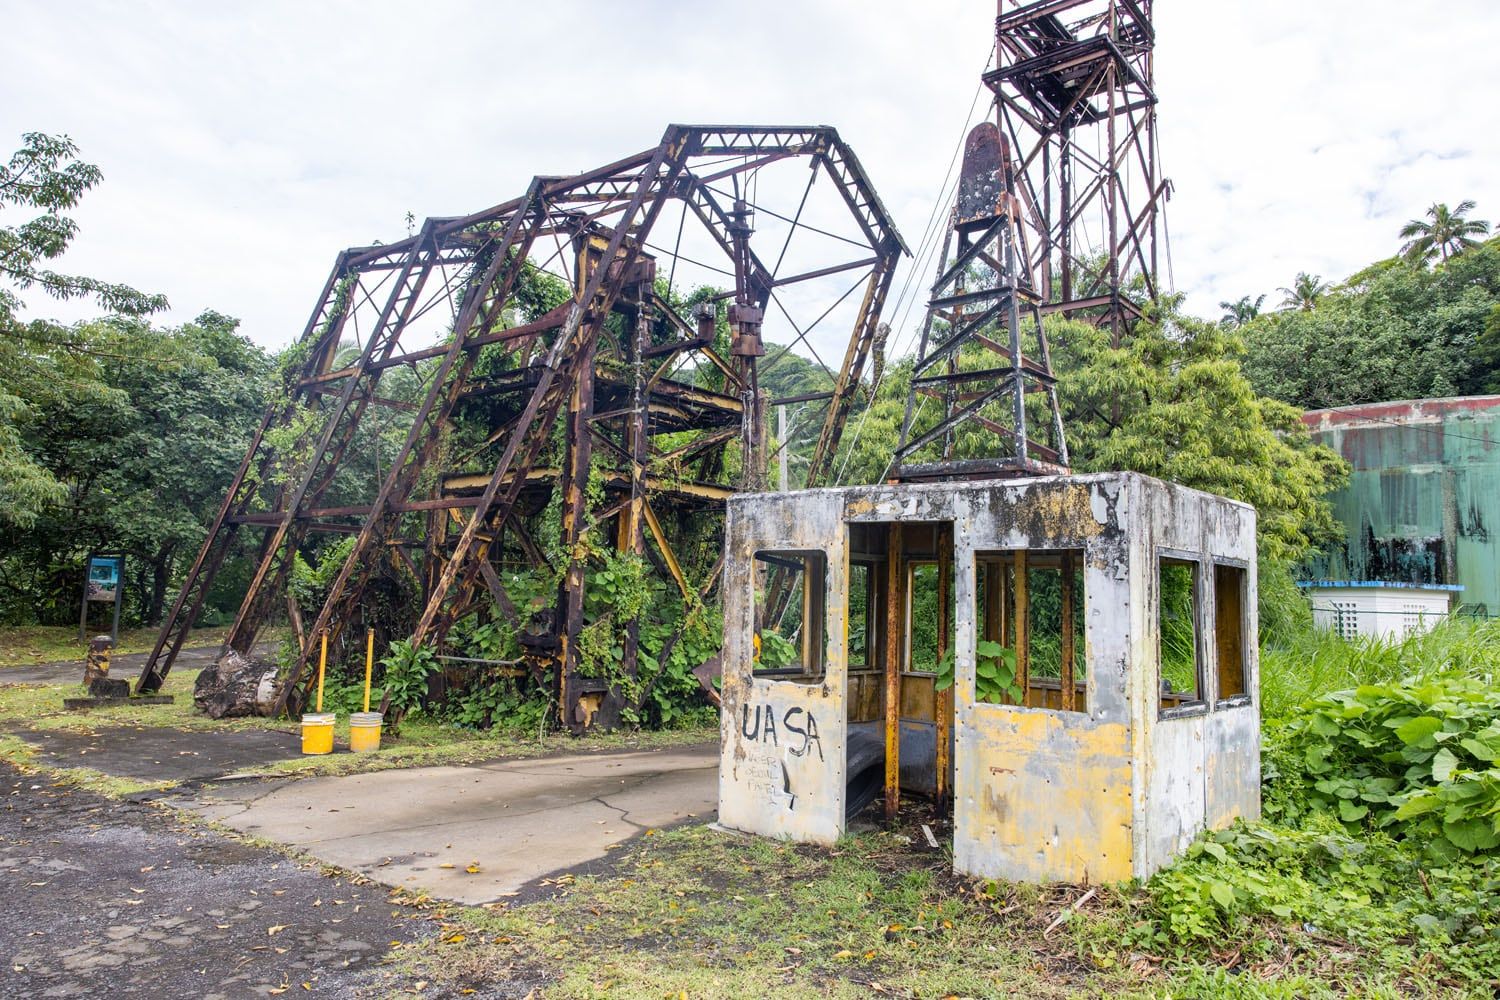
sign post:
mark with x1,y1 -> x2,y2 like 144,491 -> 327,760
79,554 -> 125,643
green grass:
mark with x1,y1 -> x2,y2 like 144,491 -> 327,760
383,823 -> 1458,999
0,625 -> 236,668
0,667 -> 286,735
1259,617 -> 1500,718
0,666 -> 716,781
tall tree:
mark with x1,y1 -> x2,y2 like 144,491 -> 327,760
0,311 -> 271,625
1220,293 -> 1266,328
0,132 -> 168,528
1278,272 -> 1331,311
1400,200 -> 1490,264
1243,240 -> 1500,408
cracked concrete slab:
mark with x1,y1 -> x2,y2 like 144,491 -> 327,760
187,744 -> 718,904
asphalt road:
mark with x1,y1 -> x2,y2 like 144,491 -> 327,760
0,643 -> 274,686
0,763 -> 437,999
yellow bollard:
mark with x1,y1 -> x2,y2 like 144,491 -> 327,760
363,628 -> 374,713
350,628 -> 383,752
301,630 -> 334,755
316,630 -> 327,713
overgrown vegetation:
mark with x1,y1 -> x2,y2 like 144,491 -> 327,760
383,616 -> 1500,998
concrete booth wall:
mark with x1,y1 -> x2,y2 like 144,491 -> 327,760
717,471 -> 1260,885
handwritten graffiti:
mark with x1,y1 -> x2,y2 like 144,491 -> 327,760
739,703 -> 824,762
745,757 -> 797,811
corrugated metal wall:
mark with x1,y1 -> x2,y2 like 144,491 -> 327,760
1303,397 -> 1500,615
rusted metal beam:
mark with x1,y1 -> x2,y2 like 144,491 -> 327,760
557,329 -> 598,732
136,251 -> 356,693
883,523 -> 903,822
934,523 -> 953,810
412,130 -> 697,648
1013,548 -> 1029,705
154,122 -> 910,725
1061,550 -> 1076,712
275,183 -> 550,713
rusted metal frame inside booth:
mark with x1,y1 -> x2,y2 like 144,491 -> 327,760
881,536 -> 1081,821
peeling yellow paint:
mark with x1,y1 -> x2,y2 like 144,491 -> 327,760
957,710 -> 1132,884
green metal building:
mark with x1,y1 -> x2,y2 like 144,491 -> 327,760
1303,396 -> 1500,617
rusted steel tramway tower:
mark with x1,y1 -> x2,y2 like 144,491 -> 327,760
893,0 -> 1163,480
137,125 -> 906,729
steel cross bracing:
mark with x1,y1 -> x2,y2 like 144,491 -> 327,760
892,121 -> 1070,482
892,0 -> 1165,481
985,0 -> 1164,344
138,124 -> 905,730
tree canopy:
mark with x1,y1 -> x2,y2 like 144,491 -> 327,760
825,305 -> 1347,565
1400,200 -> 1491,265
0,311 -> 272,625
1,132 -> 171,530
1241,237 -> 1500,408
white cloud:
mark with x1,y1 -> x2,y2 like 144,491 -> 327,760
4,0 -> 1496,351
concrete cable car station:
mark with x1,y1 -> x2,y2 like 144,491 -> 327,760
717,473 -> 1260,883
718,0 -> 1263,884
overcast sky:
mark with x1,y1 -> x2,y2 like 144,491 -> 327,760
5,0 -> 1498,356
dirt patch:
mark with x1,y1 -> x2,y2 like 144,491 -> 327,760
0,762 -> 445,998
8,726 -> 302,783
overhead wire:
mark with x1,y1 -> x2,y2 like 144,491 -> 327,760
831,49 -> 996,486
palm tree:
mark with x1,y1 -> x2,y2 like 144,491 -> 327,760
1219,294 -> 1265,328
1399,200 -> 1490,264
1277,272 -> 1331,311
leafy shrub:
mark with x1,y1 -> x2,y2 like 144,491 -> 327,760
1267,673 -> 1500,856
755,630 -> 797,669
378,638 -> 437,720
1138,817 -> 1500,984
935,641 -> 1022,703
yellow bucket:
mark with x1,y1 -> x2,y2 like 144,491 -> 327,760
349,711 -> 383,753
300,712 -> 335,755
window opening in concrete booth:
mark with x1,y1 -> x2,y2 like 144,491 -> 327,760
1214,563 -> 1249,704
753,550 -> 826,684
972,550 -> 1086,712
848,561 -> 873,669
907,562 -> 954,675
1158,555 -> 1204,715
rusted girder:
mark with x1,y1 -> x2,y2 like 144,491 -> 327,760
144,123 -> 906,723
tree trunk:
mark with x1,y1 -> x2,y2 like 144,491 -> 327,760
148,549 -> 174,626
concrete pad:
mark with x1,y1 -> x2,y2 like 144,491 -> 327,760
189,744 -> 719,903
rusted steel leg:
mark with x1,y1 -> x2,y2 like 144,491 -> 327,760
883,524 -> 904,823
557,335 -> 598,733
1061,551 -> 1076,712
1013,549 -> 1029,706
935,523 -> 953,811
613,304 -> 651,720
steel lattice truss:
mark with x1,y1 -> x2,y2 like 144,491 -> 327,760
894,0 -> 1161,479
989,0 -> 1163,339
137,125 -> 906,728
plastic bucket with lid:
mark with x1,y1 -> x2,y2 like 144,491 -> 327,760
348,711 -> 383,753
300,712 -> 335,755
